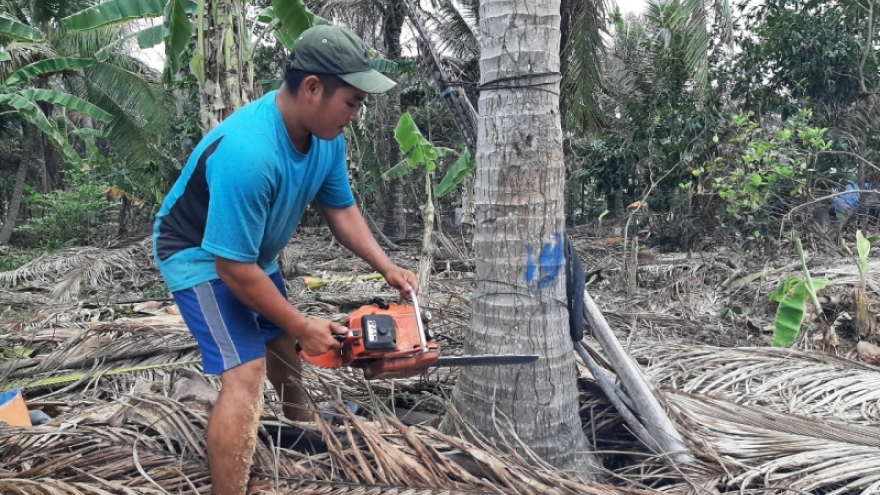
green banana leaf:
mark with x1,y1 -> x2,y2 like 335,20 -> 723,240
435,150 -> 475,198
163,0 -> 192,81
62,0 -> 196,30
857,229 -> 870,276
272,0 -> 314,41
395,112 -> 438,173
136,24 -> 165,49
189,52 -> 205,88
4,58 -> 94,87
371,58 -> 414,75
0,51 -> 10,63
260,78 -> 283,92
73,128 -> 106,138
383,160 -> 412,180
92,24 -> 164,61
769,277 -> 829,347
63,0 -> 165,29
55,114 -> 68,138
0,15 -> 44,42
0,93 -> 80,163
274,28 -> 296,51
258,6 -> 277,23
18,89 -> 113,123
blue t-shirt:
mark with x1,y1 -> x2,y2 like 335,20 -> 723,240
153,91 -> 355,292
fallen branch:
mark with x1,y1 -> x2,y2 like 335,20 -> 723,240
582,288 -> 693,466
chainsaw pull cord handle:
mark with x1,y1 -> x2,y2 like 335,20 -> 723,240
410,289 -> 428,353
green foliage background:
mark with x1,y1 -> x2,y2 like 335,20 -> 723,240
0,0 -> 879,256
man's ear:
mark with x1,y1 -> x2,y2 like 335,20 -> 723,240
301,75 -> 322,101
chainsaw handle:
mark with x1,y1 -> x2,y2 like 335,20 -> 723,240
296,333 -> 347,368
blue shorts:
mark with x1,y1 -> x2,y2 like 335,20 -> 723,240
173,270 -> 287,375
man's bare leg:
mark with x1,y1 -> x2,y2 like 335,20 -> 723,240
208,359 -> 266,495
266,334 -> 312,421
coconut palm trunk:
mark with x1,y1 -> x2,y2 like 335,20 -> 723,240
0,123 -> 44,245
382,0 -> 407,240
442,0 -> 600,475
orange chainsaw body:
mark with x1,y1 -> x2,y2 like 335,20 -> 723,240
300,301 -> 439,380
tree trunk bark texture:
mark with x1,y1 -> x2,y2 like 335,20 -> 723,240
30,79 -> 61,193
381,0 -> 408,241
444,0 -> 600,475
198,0 -> 254,134
0,124 -> 44,245
39,132 -> 61,193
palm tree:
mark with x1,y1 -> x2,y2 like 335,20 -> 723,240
380,0 -> 408,241
0,0 -> 171,244
439,0 -> 601,474
63,0 -> 289,135
305,0 -> 411,240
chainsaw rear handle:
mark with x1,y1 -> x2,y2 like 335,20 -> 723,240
295,333 -> 348,368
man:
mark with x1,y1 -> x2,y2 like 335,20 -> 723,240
152,25 -> 418,495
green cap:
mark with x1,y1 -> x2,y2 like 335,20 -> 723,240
289,25 -> 396,94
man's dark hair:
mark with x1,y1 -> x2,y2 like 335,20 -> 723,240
284,68 -> 349,99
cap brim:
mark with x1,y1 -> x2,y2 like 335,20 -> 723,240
339,70 -> 396,94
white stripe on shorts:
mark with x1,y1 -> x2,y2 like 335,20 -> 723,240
194,282 -> 241,370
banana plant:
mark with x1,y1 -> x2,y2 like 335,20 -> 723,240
64,0 -> 411,133
0,14 -> 43,43
853,230 -> 876,337
0,16 -> 71,161
1,1 -> 171,166
0,54 -> 120,244
385,112 -> 476,289
769,239 -> 829,347
63,0 -> 330,134
62,0 -> 197,83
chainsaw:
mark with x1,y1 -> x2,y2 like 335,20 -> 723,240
298,290 -> 539,379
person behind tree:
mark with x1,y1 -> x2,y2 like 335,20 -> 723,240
152,25 -> 418,495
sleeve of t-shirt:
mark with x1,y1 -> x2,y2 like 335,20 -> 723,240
315,136 -> 356,209
201,140 -> 274,263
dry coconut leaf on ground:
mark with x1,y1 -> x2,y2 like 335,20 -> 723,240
0,387 -> 650,495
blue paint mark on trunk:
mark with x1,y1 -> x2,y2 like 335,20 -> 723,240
525,232 -> 565,290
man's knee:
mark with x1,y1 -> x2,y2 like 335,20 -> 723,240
220,358 -> 267,395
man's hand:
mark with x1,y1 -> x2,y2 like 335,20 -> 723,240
383,265 -> 419,300
298,318 -> 348,356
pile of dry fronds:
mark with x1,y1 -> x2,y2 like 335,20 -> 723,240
0,237 -> 155,303
0,315 -> 644,495
4,232 -> 880,494
4,308 -> 880,494
592,345 -> 880,493
0,390 -> 646,495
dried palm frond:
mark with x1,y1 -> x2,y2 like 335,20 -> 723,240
634,345 -> 880,424
0,237 -> 153,301
0,289 -> 52,309
0,390 -> 646,495
0,321 -> 201,397
30,322 -> 196,373
656,392 -> 880,494
0,398 -> 211,494
595,344 -> 880,493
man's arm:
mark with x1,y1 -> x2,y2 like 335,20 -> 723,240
215,257 -> 346,356
318,204 -> 419,296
